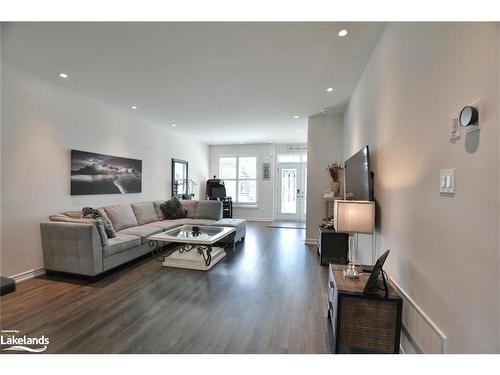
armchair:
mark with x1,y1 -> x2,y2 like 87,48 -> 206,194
205,177 -> 233,219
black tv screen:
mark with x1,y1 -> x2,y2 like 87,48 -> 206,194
344,145 -> 372,200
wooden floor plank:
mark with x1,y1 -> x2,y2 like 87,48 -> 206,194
0,222 -> 332,354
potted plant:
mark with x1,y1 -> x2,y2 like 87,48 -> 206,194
327,162 -> 343,196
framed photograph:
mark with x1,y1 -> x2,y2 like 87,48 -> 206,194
71,150 -> 142,195
262,162 -> 271,180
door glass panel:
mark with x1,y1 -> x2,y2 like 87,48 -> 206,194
302,167 -> 307,219
301,166 -> 307,216
281,168 -> 297,214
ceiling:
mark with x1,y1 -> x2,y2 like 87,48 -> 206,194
2,22 -> 384,145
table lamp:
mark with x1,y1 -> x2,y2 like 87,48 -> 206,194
333,200 -> 375,278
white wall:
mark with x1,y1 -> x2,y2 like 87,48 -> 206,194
0,24 -> 3,272
343,23 -> 499,353
498,23 -> 500,352
209,143 -> 275,220
306,114 -> 343,240
0,64 -> 210,277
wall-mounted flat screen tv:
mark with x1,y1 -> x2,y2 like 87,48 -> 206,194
344,145 -> 372,201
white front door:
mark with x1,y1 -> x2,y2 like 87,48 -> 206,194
277,163 -> 307,221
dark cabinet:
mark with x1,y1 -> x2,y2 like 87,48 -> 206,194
328,264 -> 403,354
317,226 -> 348,266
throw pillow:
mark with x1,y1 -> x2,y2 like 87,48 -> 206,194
160,197 -> 187,220
82,207 -> 117,238
93,218 -> 109,247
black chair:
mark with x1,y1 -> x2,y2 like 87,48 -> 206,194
205,177 -> 233,219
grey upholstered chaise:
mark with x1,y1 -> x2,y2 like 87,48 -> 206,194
40,200 -> 246,277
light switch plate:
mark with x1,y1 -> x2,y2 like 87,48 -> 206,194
449,114 -> 460,140
440,168 -> 455,194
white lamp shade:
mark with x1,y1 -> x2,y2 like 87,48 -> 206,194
333,200 -> 375,234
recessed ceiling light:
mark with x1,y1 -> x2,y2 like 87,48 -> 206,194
171,123 -> 177,127
196,135 -> 201,138
337,29 -> 348,37
326,87 -> 334,92
58,72 -> 69,78
131,105 -> 137,110
295,130 -> 302,133
240,141 -> 245,144
268,141 -> 273,143
293,115 -> 300,119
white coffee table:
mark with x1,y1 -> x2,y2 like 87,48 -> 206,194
148,225 -> 236,271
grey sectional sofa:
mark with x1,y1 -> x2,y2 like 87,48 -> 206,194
40,200 -> 246,277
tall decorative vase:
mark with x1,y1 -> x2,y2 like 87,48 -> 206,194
331,181 -> 340,197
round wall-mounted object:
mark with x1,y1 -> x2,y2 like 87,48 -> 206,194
459,106 -> 479,127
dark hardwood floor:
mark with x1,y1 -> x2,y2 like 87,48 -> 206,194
0,222 -> 333,354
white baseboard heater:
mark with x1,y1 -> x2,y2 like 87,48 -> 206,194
389,276 -> 447,353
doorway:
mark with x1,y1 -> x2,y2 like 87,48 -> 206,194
276,154 -> 307,221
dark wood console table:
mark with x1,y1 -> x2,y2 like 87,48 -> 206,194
327,264 -> 403,353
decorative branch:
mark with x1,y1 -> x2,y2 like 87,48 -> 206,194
327,162 -> 343,182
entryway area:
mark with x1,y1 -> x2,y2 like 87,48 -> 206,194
267,221 -> 306,229
276,153 -> 307,222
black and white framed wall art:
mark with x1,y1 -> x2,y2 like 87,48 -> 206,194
71,150 -> 142,195
262,162 -> 271,180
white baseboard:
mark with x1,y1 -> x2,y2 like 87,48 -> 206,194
9,267 -> 46,283
235,217 -> 274,222
304,238 -> 317,245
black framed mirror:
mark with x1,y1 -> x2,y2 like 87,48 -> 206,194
171,159 -> 189,198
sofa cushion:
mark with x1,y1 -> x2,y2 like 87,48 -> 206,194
144,220 -> 182,231
104,204 -> 139,232
153,200 -> 166,220
180,200 -> 198,219
170,218 -> 218,226
217,218 -> 246,242
132,202 -> 158,226
61,210 -> 83,219
196,200 -> 223,220
160,197 -> 187,220
216,218 -> 246,230
103,234 -> 141,258
118,225 -> 163,244
49,214 -> 108,247
82,207 -> 117,238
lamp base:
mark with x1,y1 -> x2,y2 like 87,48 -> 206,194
343,262 -> 360,279
343,269 -> 360,279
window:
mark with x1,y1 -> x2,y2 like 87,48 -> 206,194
277,153 -> 307,163
219,156 -> 257,204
